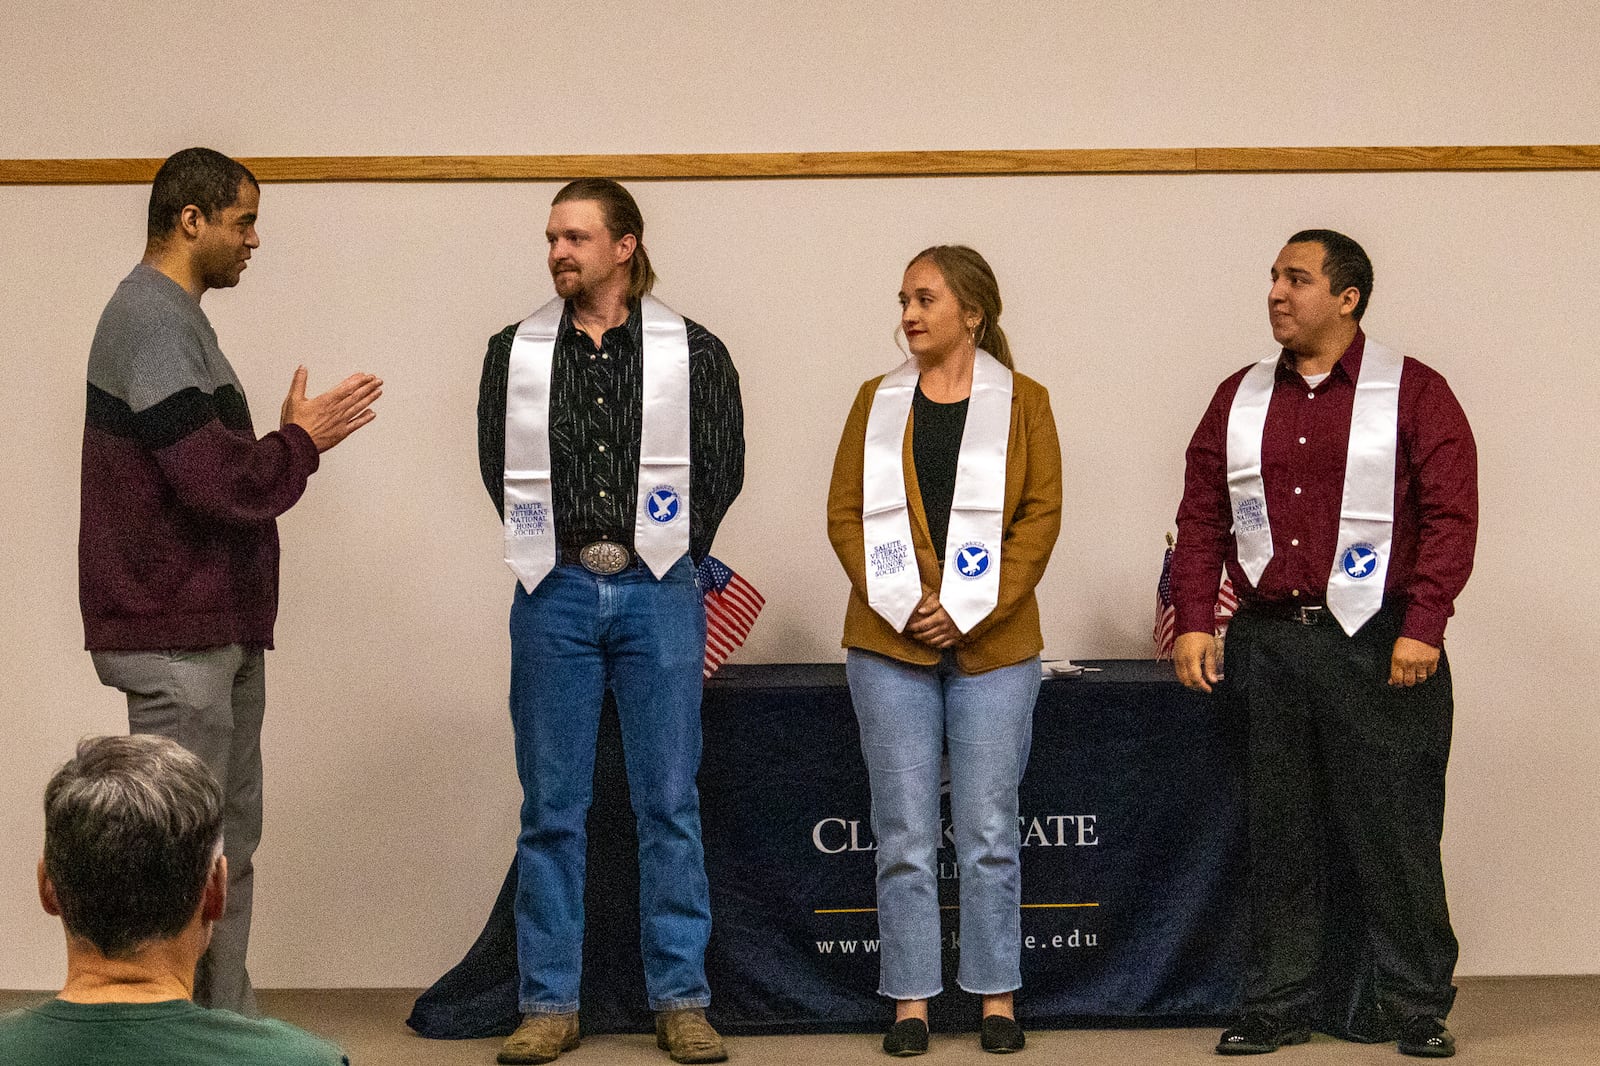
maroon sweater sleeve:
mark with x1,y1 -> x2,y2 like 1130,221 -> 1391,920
152,416 -> 320,525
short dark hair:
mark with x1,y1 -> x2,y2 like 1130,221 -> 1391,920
1287,228 -> 1373,321
147,147 -> 258,241
43,735 -> 223,958
551,177 -> 656,299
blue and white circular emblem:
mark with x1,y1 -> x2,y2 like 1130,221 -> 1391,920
646,487 -> 681,524
955,542 -> 991,580
1341,542 -> 1379,580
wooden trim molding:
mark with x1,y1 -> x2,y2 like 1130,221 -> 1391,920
1191,144 -> 1600,172
3,145 -> 1598,185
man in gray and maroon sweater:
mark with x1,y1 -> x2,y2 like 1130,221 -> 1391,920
79,147 -> 382,1015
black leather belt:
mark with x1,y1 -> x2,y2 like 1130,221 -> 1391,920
561,541 -> 635,575
1246,602 -> 1332,626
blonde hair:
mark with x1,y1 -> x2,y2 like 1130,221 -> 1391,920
907,245 -> 1014,369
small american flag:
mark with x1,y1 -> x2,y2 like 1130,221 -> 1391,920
1155,533 -> 1239,659
1215,575 -> 1238,636
697,556 -> 765,679
1153,538 -> 1178,660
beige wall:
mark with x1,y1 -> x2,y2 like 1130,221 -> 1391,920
3,2 -> 1597,987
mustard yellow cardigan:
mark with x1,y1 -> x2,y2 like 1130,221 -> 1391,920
827,371 -> 1063,674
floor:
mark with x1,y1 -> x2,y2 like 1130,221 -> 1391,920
3,976 -> 1596,1064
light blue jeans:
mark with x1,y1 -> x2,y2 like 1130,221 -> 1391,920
508,556 -> 712,1014
846,648 -> 1040,1000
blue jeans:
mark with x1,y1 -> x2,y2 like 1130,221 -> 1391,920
508,556 -> 712,1014
846,648 -> 1040,1000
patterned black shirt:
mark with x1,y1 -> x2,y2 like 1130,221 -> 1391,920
478,301 -> 744,562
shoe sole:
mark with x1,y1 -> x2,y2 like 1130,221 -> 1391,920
497,1035 -> 580,1064
1398,1044 -> 1455,1059
1216,1029 -> 1311,1054
656,1035 -> 728,1064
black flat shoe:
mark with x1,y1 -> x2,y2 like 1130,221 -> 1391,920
883,1018 -> 929,1057
980,1015 -> 1025,1053
1397,1016 -> 1455,1058
1216,1012 -> 1311,1054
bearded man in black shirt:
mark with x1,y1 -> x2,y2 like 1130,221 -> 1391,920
477,179 -> 743,1066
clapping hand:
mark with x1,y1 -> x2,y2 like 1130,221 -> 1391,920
280,366 -> 382,452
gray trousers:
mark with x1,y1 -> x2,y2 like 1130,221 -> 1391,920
91,644 -> 265,1016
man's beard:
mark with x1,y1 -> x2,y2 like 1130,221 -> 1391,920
552,268 -> 582,297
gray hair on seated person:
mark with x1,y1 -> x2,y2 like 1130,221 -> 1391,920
44,734 -> 223,958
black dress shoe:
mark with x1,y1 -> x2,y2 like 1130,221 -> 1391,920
882,1018 -> 929,1057
1397,1016 -> 1455,1058
1216,1012 -> 1311,1054
980,1014 -> 1025,1053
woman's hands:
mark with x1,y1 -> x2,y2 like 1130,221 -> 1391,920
906,590 -> 962,649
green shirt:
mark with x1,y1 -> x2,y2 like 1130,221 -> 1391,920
0,999 -> 347,1065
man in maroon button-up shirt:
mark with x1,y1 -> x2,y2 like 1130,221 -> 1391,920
1172,231 -> 1476,1058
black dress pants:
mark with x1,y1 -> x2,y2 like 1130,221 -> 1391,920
1225,604 -> 1458,1023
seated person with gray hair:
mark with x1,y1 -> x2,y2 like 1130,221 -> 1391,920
0,735 -> 347,1065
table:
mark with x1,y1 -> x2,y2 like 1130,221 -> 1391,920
410,660 -> 1336,1037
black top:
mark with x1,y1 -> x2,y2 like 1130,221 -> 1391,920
911,384 -> 969,563
478,301 -> 745,562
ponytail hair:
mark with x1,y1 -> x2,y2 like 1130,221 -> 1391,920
552,178 -> 657,299
907,245 -> 1014,369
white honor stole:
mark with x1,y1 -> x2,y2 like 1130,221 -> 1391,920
861,351 -> 1013,633
503,295 -> 691,593
1225,340 -> 1404,635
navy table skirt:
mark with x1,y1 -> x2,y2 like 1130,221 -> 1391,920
409,661 -> 1389,1040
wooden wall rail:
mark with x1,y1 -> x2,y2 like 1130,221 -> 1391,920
3,145 -> 1599,185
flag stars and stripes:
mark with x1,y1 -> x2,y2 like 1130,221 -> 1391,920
1154,536 -> 1237,661
698,556 -> 765,679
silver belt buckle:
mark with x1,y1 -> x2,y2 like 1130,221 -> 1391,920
1293,605 -> 1324,625
577,541 -> 631,575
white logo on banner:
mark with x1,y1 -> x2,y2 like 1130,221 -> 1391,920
809,810 -> 1106,956
647,487 -> 681,524
811,813 -> 1100,855
955,543 -> 991,579
1341,542 -> 1379,579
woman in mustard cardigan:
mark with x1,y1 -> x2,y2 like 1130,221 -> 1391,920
827,246 -> 1062,1056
